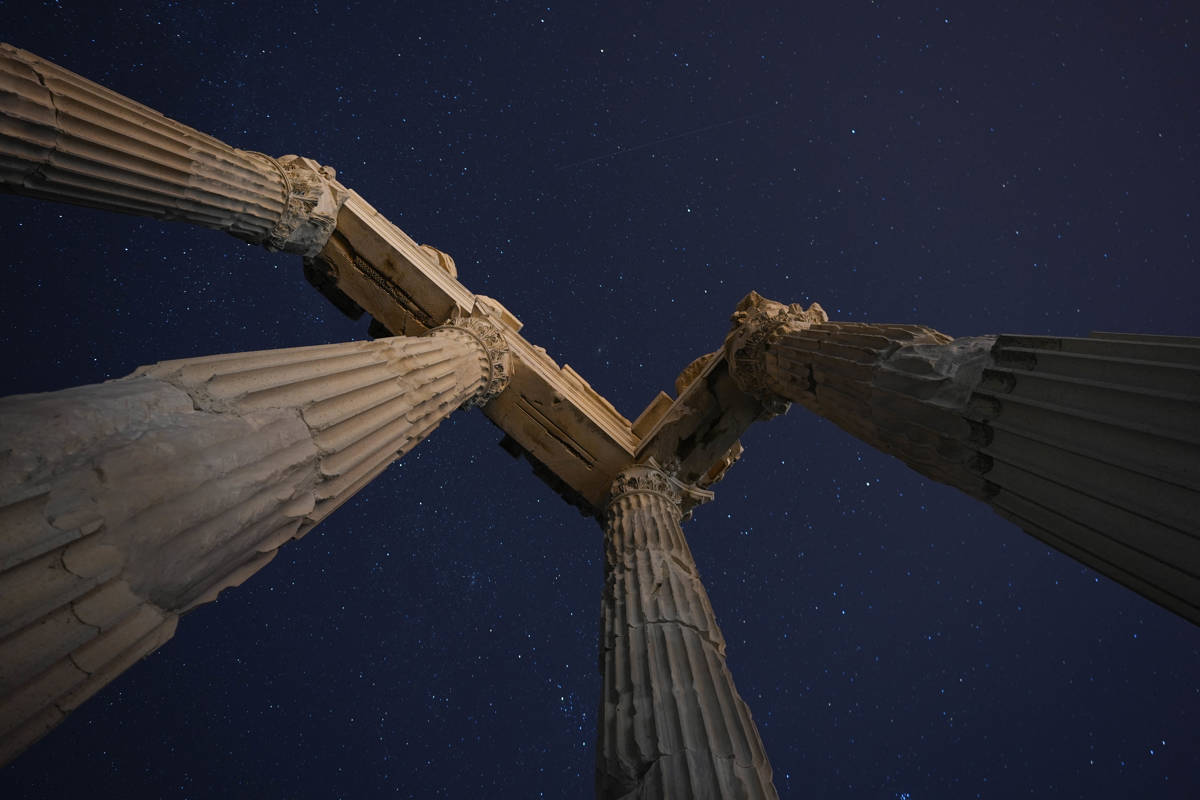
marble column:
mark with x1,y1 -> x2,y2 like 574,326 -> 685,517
597,462 -> 777,799
725,291 -> 1200,626
0,318 -> 510,763
0,43 -> 345,255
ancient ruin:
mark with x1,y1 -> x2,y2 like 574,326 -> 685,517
0,43 -> 1196,798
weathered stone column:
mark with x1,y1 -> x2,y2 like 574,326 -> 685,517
725,291 -> 1200,626
0,318 -> 509,764
0,43 -> 345,255
597,462 -> 777,799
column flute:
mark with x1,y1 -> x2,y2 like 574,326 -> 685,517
0,43 -> 346,255
725,291 -> 1200,626
0,318 -> 511,763
597,461 -> 777,799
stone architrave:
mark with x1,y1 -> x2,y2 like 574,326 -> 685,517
597,462 -> 777,800
0,318 -> 510,764
0,43 -> 346,255
725,291 -> 1200,625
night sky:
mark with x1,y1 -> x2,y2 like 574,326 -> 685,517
1,1 -> 1198,797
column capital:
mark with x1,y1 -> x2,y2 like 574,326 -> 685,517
723,291 -> 827,415
427,316 -> 512,408
248,153 -> 349,256
605,460 -> 714,521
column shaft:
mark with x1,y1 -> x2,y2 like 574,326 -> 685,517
0,43 -> 345,254
0,322 -> 508,763
726,293 -> 1200,626
598,465 -> 777,799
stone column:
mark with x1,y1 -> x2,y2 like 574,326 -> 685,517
725,291 -> 1200,626
0,43 -> 346,255
597,462 -> 777,799
0,318 -> 509,764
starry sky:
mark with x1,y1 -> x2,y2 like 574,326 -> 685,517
1,1 -> 1198,797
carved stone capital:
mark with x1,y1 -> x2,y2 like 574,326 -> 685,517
608,462 -> 681,505
251,154 -> 349,256
428,317 -> 512,408
723,291 -> 827,415
605,460 -> 715,521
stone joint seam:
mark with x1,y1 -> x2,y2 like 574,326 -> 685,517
608,617 -> 727,654
66,650 -> 92,677
22,54 -> 59,188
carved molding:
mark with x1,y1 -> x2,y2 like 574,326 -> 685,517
428,317 -> 512,408
418,244 -> 458,279
250,154 -> 349,256
723,290 -> 827,415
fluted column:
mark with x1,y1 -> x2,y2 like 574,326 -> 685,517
0,43 -> 346,255
0,318 -> 510,764
725,291 -> 1200,626
597,463 -> 776,799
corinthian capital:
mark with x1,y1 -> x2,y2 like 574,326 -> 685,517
251,154 -> 350,256
723,291 -> 827,410
428,316 -> 512,408
605,460 -> 715,521
607,462 -> 682,505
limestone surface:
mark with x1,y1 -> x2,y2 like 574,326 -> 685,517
0,43 -> 346,255
597,463 -> 777,800
0,324 -> 509,763
725,293 -> 1200,626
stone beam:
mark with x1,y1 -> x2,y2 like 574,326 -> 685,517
0,45 -> 758,514
635,351 -> 762,496
306,195 -> 641,510
304,191 -> 477,335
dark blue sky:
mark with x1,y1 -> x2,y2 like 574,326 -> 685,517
1,1 -> 1197,797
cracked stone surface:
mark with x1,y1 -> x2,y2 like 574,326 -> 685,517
596,463 -> 777,799
0,328 -> 509,763
0,43 -> 347,256
726,293 -> 1200,627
